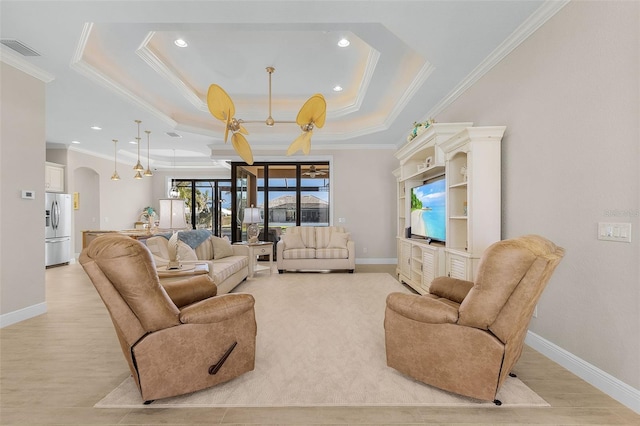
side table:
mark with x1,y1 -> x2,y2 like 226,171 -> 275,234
235,242 -> 273,278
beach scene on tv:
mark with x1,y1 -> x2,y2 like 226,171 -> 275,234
410,178 -> 446,242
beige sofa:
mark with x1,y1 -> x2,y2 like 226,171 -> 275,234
146,230 -> 249,294
276,226 -> 355,273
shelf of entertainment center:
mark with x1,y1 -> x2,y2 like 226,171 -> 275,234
396,123 -> 504,286
400,164 -> 444,183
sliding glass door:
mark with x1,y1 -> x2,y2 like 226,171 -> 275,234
171,179 -> 232,238
230,162 -> 330,243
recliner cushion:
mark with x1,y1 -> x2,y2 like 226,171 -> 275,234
458,239 -> 538,330
86,235 -> 181,332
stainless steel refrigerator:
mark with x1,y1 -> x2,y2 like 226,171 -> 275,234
45,192 -> 71,267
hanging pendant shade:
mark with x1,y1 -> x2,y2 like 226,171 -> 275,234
143,130 -> 153,176
110,139 -> 120,181
133,119 -> 144,173
168,149 -> 179,197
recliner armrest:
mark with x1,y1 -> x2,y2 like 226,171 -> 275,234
386,292 -> 459,324
179,293 -> 255,324
429,276 -> 474,304
162,275 -> 217,308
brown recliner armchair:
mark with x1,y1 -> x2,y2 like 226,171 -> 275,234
384,235 -> 565,404
79,234 -> 257,403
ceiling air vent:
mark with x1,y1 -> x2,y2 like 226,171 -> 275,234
1,39 -> 41,56
166,132 -> 182,138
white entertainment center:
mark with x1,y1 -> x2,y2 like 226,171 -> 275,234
394,122 -> 505,294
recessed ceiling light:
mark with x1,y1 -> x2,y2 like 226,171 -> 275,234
90,125 -> 102,130
337,38 -> 350,48
333,85 -> 343,92
174,38 -> 188,48
71,140 -> 80,144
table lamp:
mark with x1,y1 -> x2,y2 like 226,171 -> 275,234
243,206 -> 261,243
158,198 -> 188,269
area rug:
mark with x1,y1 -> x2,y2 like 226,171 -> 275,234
96,272 -> 549,408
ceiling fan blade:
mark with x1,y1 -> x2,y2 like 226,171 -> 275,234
287,131 -> 313,156
231,133 -> 254,165
207,84 -> 236,121
302,130 -> 313,155
224,110 -> 231,143
296,94 -> 327,128
238,124 -> 249,135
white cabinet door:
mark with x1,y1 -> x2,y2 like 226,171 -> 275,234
45,164 -> 65,193
446,251 -> 470,280
421,248 -> 437,292
400,241 -> 411,277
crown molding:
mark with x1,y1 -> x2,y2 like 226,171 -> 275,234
136,31 -> 207,112
0,47 -> 54,83
70,23 -> 178,128
425,0 -> 570,120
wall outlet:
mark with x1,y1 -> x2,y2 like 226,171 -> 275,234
363,247 -> 368,254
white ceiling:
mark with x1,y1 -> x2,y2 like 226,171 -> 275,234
0,1 -> 566,171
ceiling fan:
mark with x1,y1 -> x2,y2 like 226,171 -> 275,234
207,67 -> 327,165
302,165 -> 327,178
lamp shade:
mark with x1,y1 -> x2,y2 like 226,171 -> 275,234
242,207 -> 261,224
158,199 -> 188,229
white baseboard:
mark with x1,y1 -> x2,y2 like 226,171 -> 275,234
526,331 -> 640,414
0,302 -> 47,328
355,258 -> 396,265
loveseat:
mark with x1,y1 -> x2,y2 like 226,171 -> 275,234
146,230 -> 249,294
276,226 -> 355,273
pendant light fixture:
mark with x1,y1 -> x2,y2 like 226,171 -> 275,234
169,149 -> 180,198
110,139 -> 120,181
133,119 -> 144,179
143,130 -> 153,177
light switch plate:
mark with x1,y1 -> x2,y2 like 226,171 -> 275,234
598,222 -> 632,243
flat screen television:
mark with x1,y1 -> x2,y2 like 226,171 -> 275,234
410,175 -> 446,243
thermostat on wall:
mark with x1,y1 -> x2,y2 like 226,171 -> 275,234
22,190 -> 35,199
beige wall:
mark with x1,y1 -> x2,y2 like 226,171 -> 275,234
0,63 -> 47,321
327,149 -> 397,261
437,1 -> 639,389
65,150 -> 154,256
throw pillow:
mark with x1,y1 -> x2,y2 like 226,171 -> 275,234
177,241 -> 198,261
212,236 -> 234,259
282,232 -> 306,249
327,232 -> 349,249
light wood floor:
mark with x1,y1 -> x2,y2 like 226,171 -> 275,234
1,263 -> 637,425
